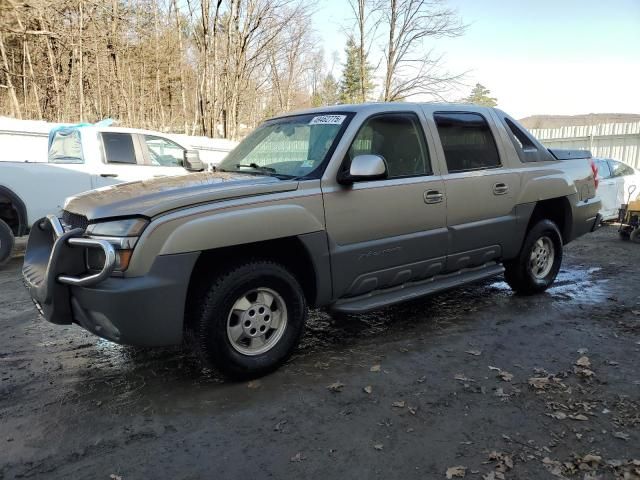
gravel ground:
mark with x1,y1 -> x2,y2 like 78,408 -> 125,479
1,226 -> 639,479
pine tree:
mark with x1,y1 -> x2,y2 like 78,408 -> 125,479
462,83 -> 498,107
339,38 -> 374,104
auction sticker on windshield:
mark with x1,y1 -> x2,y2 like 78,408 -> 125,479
309,115 -> 346,125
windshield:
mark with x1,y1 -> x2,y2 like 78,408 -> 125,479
218,113 -> 351,178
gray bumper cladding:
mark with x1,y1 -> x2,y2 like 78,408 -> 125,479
22,216 -> 200,346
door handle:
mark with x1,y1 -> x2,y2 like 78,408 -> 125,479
100,173 -> 118,178
493,183 -> 509,195
424,190 -> 444,204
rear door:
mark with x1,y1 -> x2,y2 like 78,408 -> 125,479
431,111 -> 519,271
94,132 -> 158,186
322,111 -> 448,299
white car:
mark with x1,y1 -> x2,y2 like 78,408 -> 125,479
0,125 -> 206,264
594,158 -> 640,221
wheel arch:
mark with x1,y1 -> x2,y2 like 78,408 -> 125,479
0,185 -> 28,236
526,197 -> 572,244
184,233 -> 331,331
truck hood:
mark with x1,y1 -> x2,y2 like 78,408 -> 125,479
64,172 -> 299,220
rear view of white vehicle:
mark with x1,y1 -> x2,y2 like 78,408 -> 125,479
0,125 -> 205,265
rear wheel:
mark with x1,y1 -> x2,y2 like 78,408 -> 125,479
0,219 -> 15,267
192,260 -> 307,379
504,219 -> 563,295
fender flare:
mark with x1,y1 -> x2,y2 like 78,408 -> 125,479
0,185 -> 28,236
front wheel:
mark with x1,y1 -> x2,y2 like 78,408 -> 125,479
504,219 -> 563,295
193,260 -> 307,379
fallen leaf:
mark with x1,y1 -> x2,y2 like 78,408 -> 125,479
290,452 -> 305,462
274,419 -> 287,432
392,400 -> 405,408
613,431 -> 630,441
576,356 -> 591,368
247,380 -> 261,389
370,364 -> 381,372
547,411 -> 567,420
528,376 -> 555,389
110,476 -> 122,480
574,366 -> 596,378
568,413 -> 589,421
446,465 -> 467,478
363,385 -> 373,394
408,406 -> 417,415
373,443 -> 383,451
465,350 -> 482,356
489,366 -> 513,382
327,382 -> 344,393
454,373 -> 474,382
581,454 -> 602,465
498,370 -> 514,382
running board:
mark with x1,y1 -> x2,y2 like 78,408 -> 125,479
331,263 -> 505,314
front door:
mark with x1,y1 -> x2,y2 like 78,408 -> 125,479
322,111 -> 448,299
431,111 -> 519,271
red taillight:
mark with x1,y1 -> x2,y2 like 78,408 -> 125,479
590,159 -> 599,189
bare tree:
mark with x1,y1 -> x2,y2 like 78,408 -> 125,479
381,0 -> 464,101
346,0 -> 380,102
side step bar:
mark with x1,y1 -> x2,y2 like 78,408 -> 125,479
331,263 -> 505,314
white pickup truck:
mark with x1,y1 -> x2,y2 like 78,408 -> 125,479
0,125 -> 205,264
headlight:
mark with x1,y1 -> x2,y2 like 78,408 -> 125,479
85,218 -> 149,237
85,218 -> 149,272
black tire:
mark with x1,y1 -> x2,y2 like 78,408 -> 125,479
0,219 -> 15,267
504,219 -> 563,295
192,260 -> 307,379
630,228 -> 640,244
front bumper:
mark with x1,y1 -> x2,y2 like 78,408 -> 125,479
22,216 -> 199,346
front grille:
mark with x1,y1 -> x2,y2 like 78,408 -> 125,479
62,210 -> 89,232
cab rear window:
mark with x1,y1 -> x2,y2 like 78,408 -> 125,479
48,130 -> 84,164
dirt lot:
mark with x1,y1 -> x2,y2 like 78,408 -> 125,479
1,226 -> 639,479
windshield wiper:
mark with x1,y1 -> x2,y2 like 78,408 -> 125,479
216,163 -> 297,180
236,163 -> 276,173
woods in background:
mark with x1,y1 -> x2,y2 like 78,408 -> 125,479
0,0 -> 330,138
0,0 -> 464,139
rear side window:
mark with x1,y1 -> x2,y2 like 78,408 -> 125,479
102,133 -> 137,164
595,159 -> 612,179
49,130 -> 83,164
434,112 -> 501,173
609,160 -> 634,177
505,118 -> 537,151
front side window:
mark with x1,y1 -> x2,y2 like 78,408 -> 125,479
101,133 -> 137,164
434,112 -> 501,173
609,160 -> 634,177
218,113 -> 351,178
144,135 -> 184,167
49,130 -> 84,164
346,113 -> 430,178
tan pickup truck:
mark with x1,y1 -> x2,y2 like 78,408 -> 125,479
23,103 -> 601,378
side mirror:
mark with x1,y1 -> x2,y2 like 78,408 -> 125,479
183,149 -> 204,172
338,154 -> 388,185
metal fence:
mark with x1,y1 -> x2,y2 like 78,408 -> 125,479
530,121 -> 640,169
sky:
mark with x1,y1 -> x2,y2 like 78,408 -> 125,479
312,0 -> 640,118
